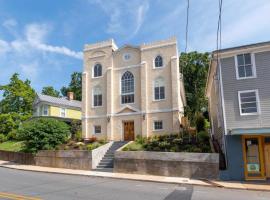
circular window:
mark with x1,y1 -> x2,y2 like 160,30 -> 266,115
123,53 -> 131,61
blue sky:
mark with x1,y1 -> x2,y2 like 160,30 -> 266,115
0,0 -> 270,95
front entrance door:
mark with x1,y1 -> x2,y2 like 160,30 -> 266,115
264,143 -> 270,178
123,121 -> 134,141
242,136 -> 265,180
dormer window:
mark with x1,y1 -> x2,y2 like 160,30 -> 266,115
235,53 -> 256,79
154,55 -> 163,68
93,64 -> 102,77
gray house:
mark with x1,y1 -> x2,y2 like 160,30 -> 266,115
206,41 -> 270,181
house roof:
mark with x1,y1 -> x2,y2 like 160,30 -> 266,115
35,94 -> 81,109
213,41 -> 270,54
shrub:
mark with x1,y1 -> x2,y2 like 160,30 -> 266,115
17,118 -> 71,153
195,113 -> 205,132
87,142 -> 101,151
75,130 -> 83,142
197,131 -> 210,143
70,120 -> 82,136
88,136 -> 97,143
0,134 -> 7,143
7,129 -> 17,140
135,135 -> 147,144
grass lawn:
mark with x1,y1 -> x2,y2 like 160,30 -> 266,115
0,141 -> 25,152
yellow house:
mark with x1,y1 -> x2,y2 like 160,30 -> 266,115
33,92 -> 81,121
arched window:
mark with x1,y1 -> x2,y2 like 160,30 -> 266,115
93,86 -> 102,107
154,77 -> 165,100
121,71 -> 134,104
154,55 -> 163,68
93,64 -> 102,77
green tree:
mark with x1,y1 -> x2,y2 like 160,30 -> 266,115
179,52 -> 209,125
0,73 -> 35,115
61,72 -> 82,101
42,86 -> 60,97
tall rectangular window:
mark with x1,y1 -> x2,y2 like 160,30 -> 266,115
121,71 -> 134,104
94,94 -> 102,107
238,90 -> 260,115
236,53 -> 255,79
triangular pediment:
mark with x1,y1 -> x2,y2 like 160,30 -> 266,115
116,105 -> 140,114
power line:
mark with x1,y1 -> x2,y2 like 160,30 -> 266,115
182,0 -> 190,76
216,0 -> 223,64
185,0 -> 190,54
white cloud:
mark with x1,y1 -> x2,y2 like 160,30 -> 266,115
0,22 -> 82,59
20,61 -> 39,80
92,0 -> 149,39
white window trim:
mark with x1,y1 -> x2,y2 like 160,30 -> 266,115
92,86 -> 103,108
152,78 -> 166,101
153,54 -> 165,69
238,89 -> 261,116
234,53 -> 257,80
120,71 -> 135,105
92,63 -> 103,79
93,125 -> 101,134
60,108 -> 66,118
153,120 -> 164,131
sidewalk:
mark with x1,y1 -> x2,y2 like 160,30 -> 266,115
0,160 -> 269,191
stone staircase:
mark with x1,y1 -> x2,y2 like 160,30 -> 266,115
95,141 -> 127,172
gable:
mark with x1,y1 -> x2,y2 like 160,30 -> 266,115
116,105 -> 140,114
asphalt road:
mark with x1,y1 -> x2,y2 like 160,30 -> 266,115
0,167 -> 269,200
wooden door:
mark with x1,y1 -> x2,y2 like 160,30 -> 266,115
123,121 -> 134,141
264,144 -> 270,177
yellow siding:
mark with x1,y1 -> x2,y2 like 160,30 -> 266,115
49,106 -> 81,120
66,109 -> 81,120
49,106 -> 60,117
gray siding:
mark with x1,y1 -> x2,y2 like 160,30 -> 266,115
221,51 -> 270,130
209,75 -> 224,151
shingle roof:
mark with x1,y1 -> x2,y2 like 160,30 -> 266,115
36,94 -> 81,109
213,41 -> 270,54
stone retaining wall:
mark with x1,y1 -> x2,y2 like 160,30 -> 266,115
0,150 -> 35,165
0,142 -> 113,170
114,151 -> 219,179
35,142 -> 113,170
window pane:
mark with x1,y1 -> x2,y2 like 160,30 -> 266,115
94,126 -> 101,134
160,87 -> 165,99
237,54 -> 244,66
155,87 -> 159,100
238,66 -> 246,77
244,54 -> 251,65
155,56 -> 163,68
245,65 -> 253,77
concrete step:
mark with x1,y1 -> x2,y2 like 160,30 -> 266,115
97,164 -> 113,168
99,161 -> 113,165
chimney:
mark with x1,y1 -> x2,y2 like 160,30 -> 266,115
67,92 -> 74,101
